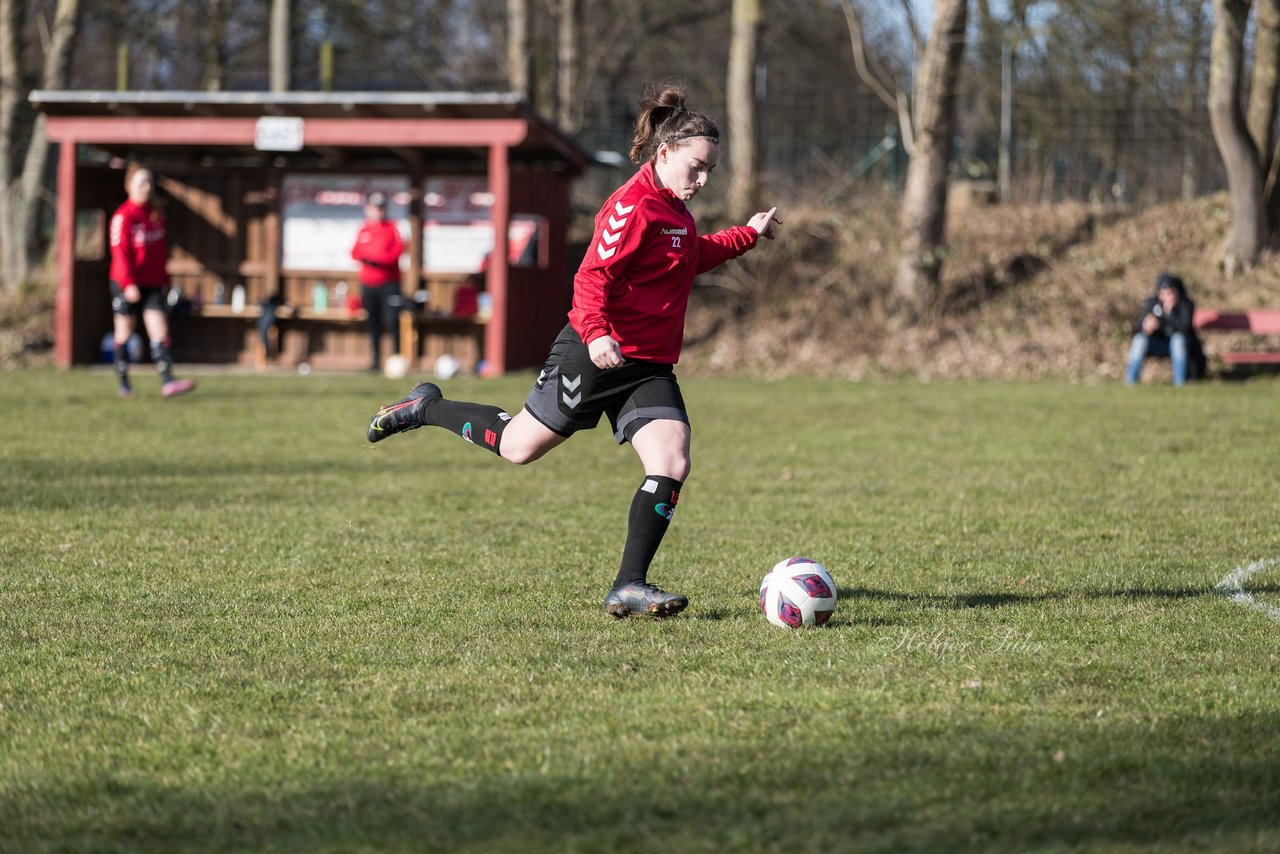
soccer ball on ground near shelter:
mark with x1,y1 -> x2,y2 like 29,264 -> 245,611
759,557 -> 838,628
383,354 -> 409,380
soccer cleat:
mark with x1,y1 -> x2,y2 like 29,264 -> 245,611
367,381 -> 441,443
604,581 -> 689,618
118,383 -> 135,398
161,379 -> 196,397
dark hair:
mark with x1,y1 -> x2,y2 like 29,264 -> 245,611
1156,271 -> 1187,298
628,81 -> 719,164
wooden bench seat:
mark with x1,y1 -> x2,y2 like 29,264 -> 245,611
178,302 -> 485,371
1192,309 -> 1280,366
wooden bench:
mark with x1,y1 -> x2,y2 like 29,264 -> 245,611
1192,309 -> 1280,365
181,302 -> 484,371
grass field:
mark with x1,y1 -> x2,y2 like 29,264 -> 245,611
3,368 -> 1280,852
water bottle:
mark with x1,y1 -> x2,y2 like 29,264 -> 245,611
312,281 -> 328,311
231,284 -> 246,313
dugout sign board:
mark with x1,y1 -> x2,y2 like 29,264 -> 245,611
281,175 -> 411,272
254,117 -> 305,152
281,174 -> 544,273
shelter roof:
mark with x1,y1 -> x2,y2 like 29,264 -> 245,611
31,90 -> 591,171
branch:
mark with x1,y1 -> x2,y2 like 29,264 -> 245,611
894,0 -> 923,55
838,0 -> 902,114
840,0 -> 914,154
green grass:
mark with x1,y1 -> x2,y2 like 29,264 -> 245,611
3,368 -> 1280,852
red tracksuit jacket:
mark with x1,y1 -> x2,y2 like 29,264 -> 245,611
569,161 -> 759,364
108,199 -> 168,287
351,220 -> 405,286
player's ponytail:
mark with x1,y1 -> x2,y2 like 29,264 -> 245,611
628,81 -> 719,164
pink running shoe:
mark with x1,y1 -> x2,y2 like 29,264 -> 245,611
162,379 -> 196,398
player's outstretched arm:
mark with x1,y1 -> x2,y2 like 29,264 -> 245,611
694,207 -> 782,274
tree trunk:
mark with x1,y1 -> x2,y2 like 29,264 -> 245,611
1109,35 -> 1140,203
507,0 -> 530,98
894,0 -> 967,317
556,0 -> 579,132
9,0 -> 80,287
1209,0 -> 1266,273
1248,0 -> 1280,178
269,0 -> 290,92
0,0 -> 23,290
1182,4 -> 1206,200
726,0 -> 761,215
201,0 -> 230,92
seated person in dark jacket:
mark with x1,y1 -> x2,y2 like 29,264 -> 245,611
1124,272 -> 1206,386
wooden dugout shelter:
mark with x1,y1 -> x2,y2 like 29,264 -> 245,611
32,90 -> 591,374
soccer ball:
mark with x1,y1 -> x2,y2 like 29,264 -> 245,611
434,353 -> 460,380
383,354 -> 409,379
759,557 -> 838,628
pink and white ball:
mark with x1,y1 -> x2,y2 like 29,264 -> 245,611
759,557 -> 838,628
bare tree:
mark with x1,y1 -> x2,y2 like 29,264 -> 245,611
1247,0 -> 1280,178
507,0 -> 530,97
200,0 -> 232,91
726,0 -> 761,214
270,0 -> 290,91
894,0 -> 968,316
1182,3 -> 1208,200
1209,0 -> 1267,273
556,0 -> 579,131
1,0 -> 81,292
838,0 -> 914,154
0,0 -> 23,290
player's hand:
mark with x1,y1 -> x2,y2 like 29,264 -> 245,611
748,207 -> 781,240
588,335 -> 624,369
123,284 -> 141,303
1142,314 -> 1159,335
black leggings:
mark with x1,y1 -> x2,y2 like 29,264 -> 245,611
361,287 -> 402,365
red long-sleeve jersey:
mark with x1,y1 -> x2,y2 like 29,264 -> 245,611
351,220 -> 405,286
108,199 -> 168,288
569,162 -> 759,364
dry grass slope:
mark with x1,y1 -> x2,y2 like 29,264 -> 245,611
682,191 -> 1280,381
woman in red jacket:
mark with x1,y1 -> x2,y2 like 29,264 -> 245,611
108,165 -> 195,398
350,191 -> 405,371
366,82 -> 779,618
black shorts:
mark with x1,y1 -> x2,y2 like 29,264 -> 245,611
110,281 -> 168,317
523,324 -> 689,444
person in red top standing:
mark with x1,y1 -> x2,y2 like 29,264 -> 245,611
365,81 -> 779,618
350,191 -> 406,371
108,165 -> 195,398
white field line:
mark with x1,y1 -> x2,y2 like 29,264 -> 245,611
1216,559 -> 1280,624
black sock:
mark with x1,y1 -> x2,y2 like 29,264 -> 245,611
114,340 -> 131,389
613,475 -> 683,588
422,398 -> 510,456
151,339 -> 175,384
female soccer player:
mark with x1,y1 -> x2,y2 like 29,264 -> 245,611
108,165 -> 195,398
366,81 -> 780,618
350,190 -> 406,372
